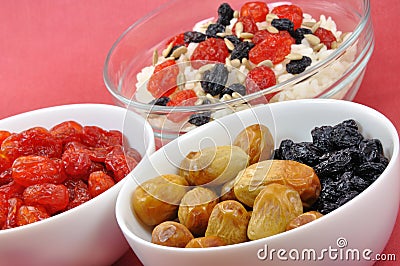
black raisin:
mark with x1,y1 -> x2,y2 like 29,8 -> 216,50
271,18 -> 294,33
286,56 -> 312,74
358,139 -> 384,162
355,162 -> 386,181
206,23 -> 226,38
217,3 -> 234,26
311,125 -> 334,153
219,83 -> 246,98
188,112 -> 212,126
230,41 -> 255,61
224,35 -> 241,46
184,31 -> 206,44
149,96 -> 170,106
349,175 -> 371,192
292,28 -> 313,44
314,149 -> 355,178
201,64 -> 229,96
276,141 -> 321,166
331,120 -> 363,149
336,191 -> 359,206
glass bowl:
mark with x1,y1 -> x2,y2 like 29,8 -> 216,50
104,0 -> 374,147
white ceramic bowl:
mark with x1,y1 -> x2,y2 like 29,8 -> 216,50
116,99 -> 399,266
0,104 -> 155,266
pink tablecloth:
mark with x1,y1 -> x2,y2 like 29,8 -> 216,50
0,1 -> 399,265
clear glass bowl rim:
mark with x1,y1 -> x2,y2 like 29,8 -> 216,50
103,0 -> 372,113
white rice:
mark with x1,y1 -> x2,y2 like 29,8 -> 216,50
134,9 -> 357,129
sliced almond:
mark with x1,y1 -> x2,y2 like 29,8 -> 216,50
198,64 -> 215,74
285,53 -> 303,61
266,13 -> 279,23
241,58 -> 252,70
171,46 -> 188,59
257,59 -> 273,68
302,21 -> 316,28
230,58 -> 241,68
305,34 -> 321,46
311,21 -> 321,33
240,32 -> 254,39
266,25 -> 279,34
235,22 -> 243,37
152,49 -> 158,66
224,38 -> 235,51
313,43 -> 325,52
162,42 -> 174,58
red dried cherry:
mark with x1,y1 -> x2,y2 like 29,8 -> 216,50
81,126 -> 122,148
249,31 -> 295,64
233,15 -> 258,35
190,38 -> 229,69
64,179 -> 91,210
16,205 -> 50,226
12,155 -> 67,187
1,127 -> 63,162
245,65 -> 277,101
147,60 -> 179,98
0,169 -> 13,187
0,181 -> 25,200
314,27 -> 337,49
23,183 -> 69,215
240,2 -> 269,23
88,171 -> 115,197
166,90 -> 198,123
104,145 -> 134,182
271,4 -> 303,30
0,131 -> 11,145
3,197 -> 23,229
166,32 -> 186,47
50,121 -> 83,145
62,149 -> 92,179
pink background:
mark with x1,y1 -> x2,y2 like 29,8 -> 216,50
0,1 -> 398,265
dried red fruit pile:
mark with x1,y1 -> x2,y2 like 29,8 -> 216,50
0,121 -> 141,230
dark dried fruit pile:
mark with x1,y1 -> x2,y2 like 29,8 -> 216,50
274,119 -> 389,214
0,121 -> 141,230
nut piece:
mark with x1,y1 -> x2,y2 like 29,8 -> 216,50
179,145 -> 249,186
152,221 -> 194,248
131,174 -> 189,226
247,183 -> 303,240
233,124 -> 274,165
178,187 -> 219,236
234,160 -> 321,208
205,200 -> 250,245
185,236 -> 226,248
286,211 -> 323,231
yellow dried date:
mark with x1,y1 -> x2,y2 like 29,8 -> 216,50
205,200 -> 250,245
152,221 -> 194,248
234,159 -> 320,208
247,183 -> 303,240
233,124 -> 274,165
185,236 -> 226,248
178,187 -> 219,236
132,174 -> 189,226
286,211 -> 323,231
179,145 -> 249,186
